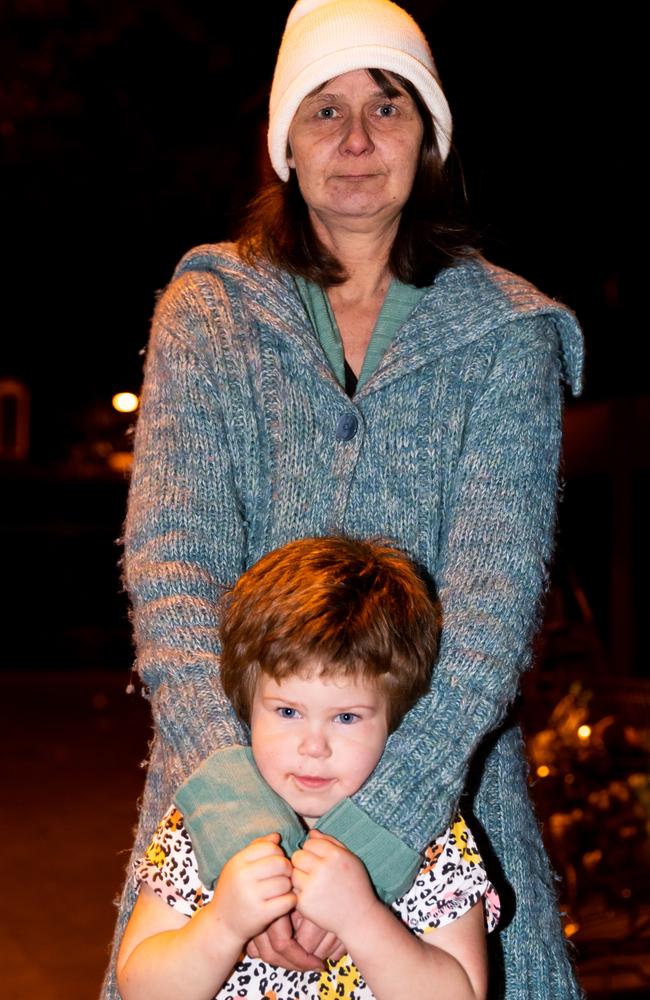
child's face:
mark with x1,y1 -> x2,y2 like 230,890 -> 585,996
250,666 -> 389,826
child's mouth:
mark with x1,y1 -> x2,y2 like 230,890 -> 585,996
293,775 -> 334,789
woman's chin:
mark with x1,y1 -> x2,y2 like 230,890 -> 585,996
313,196 -> 403,233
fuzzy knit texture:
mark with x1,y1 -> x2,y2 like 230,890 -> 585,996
102,242 -> 584,999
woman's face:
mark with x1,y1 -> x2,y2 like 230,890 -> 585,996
287,68 -> 424,232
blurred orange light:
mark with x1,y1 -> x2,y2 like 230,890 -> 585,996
577,724 -> 591,740
564,922 -> 580,938
536,765 -> 550,778
582,849 -> 602,870
108,451 -> 133,474
112,392 -> 139,413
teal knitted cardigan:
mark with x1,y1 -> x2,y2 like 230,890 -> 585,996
103,243 -> 584,999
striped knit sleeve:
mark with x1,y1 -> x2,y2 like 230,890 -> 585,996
345,315 -> 578,852
124,269 -> 310,882
123,269 -> 247,767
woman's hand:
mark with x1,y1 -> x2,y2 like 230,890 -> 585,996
245,892 -> 347,969
292,911 -> 347,963
246,913 -> 324,970
246,913 -> 346,969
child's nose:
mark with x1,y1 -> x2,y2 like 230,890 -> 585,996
299,729 -> 331,758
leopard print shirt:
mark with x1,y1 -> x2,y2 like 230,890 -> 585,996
133,807 -> 500,1000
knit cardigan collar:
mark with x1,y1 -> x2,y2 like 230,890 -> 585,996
173,243 -> 584,398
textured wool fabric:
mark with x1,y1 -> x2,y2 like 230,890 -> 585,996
177,749 -> 422,904
294,275 -> 426,391
102,243 -> 584,999
175,746 -> 307,875
268,0 -> 452,179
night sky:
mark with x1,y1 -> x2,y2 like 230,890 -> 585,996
2,0 -> 623,463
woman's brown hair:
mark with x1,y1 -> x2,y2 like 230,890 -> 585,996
237,69 -> 477,287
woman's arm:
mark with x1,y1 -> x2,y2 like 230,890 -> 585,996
319,315 -> 582,860
125,270 -> 305,857
124,269 -> 247,761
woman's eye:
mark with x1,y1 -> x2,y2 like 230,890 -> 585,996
335,712 -> 359,725
316,106 -> 338,119
377,103 -> 397,118
277,707 -> 298,719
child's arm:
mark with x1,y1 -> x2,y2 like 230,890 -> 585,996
335,887 -> 486,999
292,830 -> 487,1000
117,833 -> 296,1000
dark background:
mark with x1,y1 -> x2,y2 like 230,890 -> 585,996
1,0 -> 635,677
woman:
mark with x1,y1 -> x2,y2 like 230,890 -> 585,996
103,1 -> 584,997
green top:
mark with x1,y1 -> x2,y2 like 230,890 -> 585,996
295,275 -> 427,392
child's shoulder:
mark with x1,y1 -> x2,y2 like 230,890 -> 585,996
133,803 -> 212,917
392,813 -> 500,934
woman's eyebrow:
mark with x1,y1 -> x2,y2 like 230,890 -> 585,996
304,88 -> 404,104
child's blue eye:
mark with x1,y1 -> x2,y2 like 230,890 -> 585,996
277,706 -> 298,719
335,712 -> 359,725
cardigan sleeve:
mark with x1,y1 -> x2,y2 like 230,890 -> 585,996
319,314 -> 580,866
124,271 -> 306,867
124,270 -> 245,758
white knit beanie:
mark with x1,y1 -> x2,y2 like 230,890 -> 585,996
268,0 -> 452,182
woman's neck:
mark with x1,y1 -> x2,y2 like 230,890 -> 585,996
309,210 -> 396,302
308,211 -> 399,376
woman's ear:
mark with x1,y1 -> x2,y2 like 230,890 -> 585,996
286,141 -> 295,169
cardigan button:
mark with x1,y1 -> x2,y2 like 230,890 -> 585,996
335,412 -> 359,441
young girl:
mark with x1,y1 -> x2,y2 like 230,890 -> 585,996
117,537 -> 499,1000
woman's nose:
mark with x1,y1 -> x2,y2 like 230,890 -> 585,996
340,115 -> 374,156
